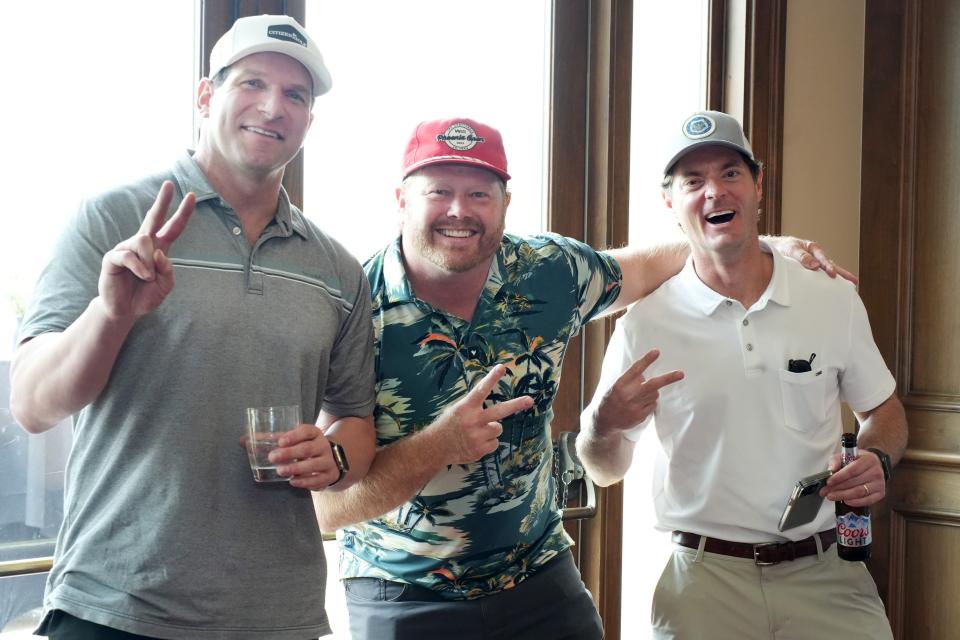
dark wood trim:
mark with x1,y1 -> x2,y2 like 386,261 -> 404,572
861,0 -> 915,615
748,0 -> 787,236
706,0 -> 727,110
547,3 -> 590,606
199,1 -> 233,85
546,1 -> 589,242
860,0 -> 910,386
580,2 -> 632,639
549,1 -> 632,638
546,0 -> 589,459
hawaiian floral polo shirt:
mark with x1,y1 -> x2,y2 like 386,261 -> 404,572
338,233 -> 621,600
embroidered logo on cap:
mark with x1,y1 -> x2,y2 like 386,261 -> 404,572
436,123 -> 486,151
683,114 -> 717,140
267,24 -> 307,47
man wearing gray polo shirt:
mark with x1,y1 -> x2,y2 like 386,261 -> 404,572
577,110 -> 907,639
9,15 -> 373,640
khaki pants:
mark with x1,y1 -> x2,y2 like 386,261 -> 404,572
652,538 -> 893,640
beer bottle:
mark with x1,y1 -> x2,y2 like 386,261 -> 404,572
836,432 -> 872,561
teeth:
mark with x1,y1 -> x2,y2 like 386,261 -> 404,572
438,229 -> 474,238
706,210 -> 734,220
244,126 -> 280,139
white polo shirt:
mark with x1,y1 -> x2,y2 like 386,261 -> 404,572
584,243 -> 895,542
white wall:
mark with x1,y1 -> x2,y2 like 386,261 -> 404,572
781,0 -> 865,274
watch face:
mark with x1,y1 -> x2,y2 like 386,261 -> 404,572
331,442 -> 350,472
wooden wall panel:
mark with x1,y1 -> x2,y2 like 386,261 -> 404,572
887,463 -> 960,639
900,518 -> 960,639
910,0 -> 960,401
862,0 -> 960,637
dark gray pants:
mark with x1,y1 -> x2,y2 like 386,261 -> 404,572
40,610 -> 321,640
344,551 -> 603,640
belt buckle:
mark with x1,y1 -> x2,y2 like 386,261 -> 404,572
753,542 -> 780,566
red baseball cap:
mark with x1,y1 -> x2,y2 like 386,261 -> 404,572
401,118 -> 511,182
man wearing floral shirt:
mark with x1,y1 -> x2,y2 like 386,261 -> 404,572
313,117 -> 845,640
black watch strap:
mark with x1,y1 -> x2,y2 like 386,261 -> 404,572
867,447 -> 892,482
328,441 -> 350,486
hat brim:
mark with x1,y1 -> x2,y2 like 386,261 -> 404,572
404,155 -> 511,182
663,141 -> 758,176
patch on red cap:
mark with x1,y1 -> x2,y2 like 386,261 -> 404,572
436,123 -> 486,151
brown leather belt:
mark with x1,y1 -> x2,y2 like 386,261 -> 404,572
672,529 -> 837,566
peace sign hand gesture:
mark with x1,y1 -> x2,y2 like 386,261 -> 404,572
594,349 -> 684,435
434,365 -> 535,466
99,181 -> 196,321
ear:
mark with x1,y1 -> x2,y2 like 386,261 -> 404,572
661,187 -> 674,211
756,168 -> 764,201
503,191 -> 512,209
197,78 -> 214,117
395,185 -> 407,230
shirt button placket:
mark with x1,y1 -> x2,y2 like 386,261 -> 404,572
741,312 -> 760,369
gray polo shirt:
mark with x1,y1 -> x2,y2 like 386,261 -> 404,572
19,152 -> 375,639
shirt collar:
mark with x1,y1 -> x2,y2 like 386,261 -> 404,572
679,239 -> 791,315
380,238 -> 417,305
171,151 -> 309,239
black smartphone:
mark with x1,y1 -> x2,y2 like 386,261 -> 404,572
777,469 -> 833,531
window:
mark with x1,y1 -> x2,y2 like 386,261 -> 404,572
622,1 -> 708,637
0,2 -> 196,634
302,0 -> 549,262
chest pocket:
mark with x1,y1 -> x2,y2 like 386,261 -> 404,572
778,369 -> 828,431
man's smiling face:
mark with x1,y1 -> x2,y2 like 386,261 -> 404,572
199,51 -> 314,179
664,145 -> 763,259
398,164 -> 510,277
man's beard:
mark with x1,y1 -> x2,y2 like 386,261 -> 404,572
413,216 -> 505,273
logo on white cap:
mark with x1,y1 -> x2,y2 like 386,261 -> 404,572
267,24 -> 307,47
437,123 -> 486,151
683,114 -> 717,140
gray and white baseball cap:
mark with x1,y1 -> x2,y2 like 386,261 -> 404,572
663,110 -> 757,175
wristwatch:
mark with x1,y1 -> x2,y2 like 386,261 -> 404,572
328,441 -> 350,487
867,447 -> 893,482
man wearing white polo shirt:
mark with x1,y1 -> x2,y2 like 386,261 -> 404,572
576,110 -> 907,639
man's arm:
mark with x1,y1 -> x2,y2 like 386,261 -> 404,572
577,349 -> 683,486
601,236 -> 855,317
10,182 -> 195,433
313,365 -> 534,531
823,393 -> 908,506
11,308 -> 136,433
576,417 -> 639,488
601,242 -> 688,316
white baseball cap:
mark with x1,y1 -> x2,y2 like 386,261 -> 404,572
209,14 -> 332,97
663,110 -> 758,175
